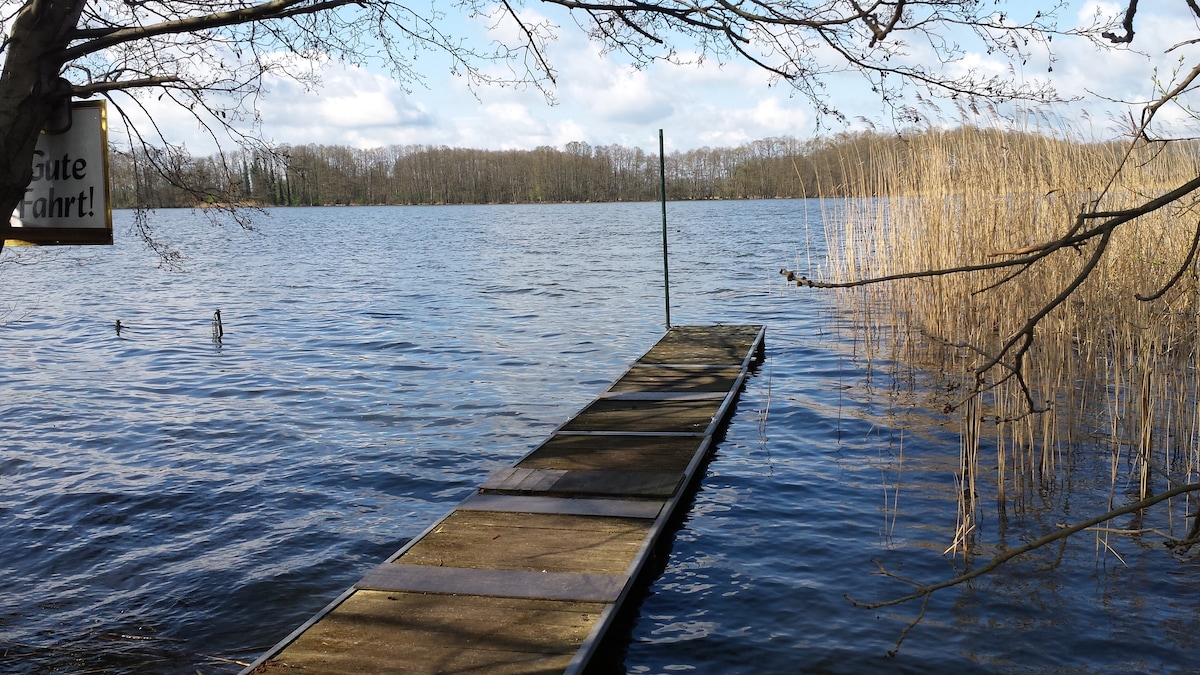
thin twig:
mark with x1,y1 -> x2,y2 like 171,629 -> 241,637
847,481 -> 1200,610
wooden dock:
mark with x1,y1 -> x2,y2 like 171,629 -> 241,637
242,325 -> 766,674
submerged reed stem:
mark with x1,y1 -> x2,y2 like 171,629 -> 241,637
819,120 -> 1200,547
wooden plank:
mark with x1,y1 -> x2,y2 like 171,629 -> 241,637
548,469 -> 681,497
459,493 -> 663,520
517,434 -> 702,472
356,563 -> 626,602
481,467 -> 567,491
481,467 -> 682,498
266,646 -> 576,675
396,511 -> 649,576
638,325 -> 763,365
559,398 -> 721,433
263,591 -> 602,674
551,430 -> 701,437
607,365 -> 744,393
620,363 -> 743,369
599,391 -> 727,401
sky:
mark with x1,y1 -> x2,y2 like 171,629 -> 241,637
114,1 -> 1200,155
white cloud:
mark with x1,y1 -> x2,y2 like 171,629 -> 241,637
577,67 -> 675,125
257,64 -> 435,146
451,102 -> 562,149
108,2 -> 1200,154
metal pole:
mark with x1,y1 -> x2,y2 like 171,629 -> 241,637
659,129 -> 671,330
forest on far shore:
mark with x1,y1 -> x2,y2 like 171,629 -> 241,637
107,128 -> 1139,208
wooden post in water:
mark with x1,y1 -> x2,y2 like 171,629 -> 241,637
659,129 -> 671,330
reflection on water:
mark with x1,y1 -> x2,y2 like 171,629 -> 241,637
0,202 -> 1195,673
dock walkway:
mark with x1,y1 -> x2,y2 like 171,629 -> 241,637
243,324 -> 765,674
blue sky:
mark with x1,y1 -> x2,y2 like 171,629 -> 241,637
120,1 -> 1200,154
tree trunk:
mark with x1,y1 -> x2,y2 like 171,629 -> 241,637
0,0 -> 87,254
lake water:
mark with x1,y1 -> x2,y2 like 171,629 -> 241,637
0,201 -> 1196,674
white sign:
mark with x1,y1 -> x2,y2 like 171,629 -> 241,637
7,100 -> 112,246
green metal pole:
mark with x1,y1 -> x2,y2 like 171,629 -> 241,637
659,129 -> 671,330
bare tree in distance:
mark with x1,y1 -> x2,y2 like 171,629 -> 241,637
0,0 -> 1117,256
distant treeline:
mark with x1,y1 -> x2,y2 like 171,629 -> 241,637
109,132 -> 921,208
113,128 -> 1151,208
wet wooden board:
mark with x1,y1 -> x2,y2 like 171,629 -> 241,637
457,494 -> 664,519
639,325 -> 765,364
257,590 -> 603,674
480,467 -> 683,498
356,563 -> 627,602
558,398 -> 723,433
396,510 -> 649,575
516,434 -> 703,472
607,365 -> 744,393
242,325 -> 765,675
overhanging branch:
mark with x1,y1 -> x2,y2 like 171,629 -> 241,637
64,0 -> 362,60
73,76 -> 185,97
1101,0 -> 1138,44
788,170 -> 1200,292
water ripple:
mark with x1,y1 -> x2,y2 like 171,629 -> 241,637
0,202 -> 1194,673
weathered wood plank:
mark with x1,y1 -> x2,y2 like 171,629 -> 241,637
266,647 -> 576,675
559,398 -> 721,433
481,467 -> 567,491
599,391 -> 727,401
263,591 -> 602,674
517,434 -> 702,472
458,494 -> 663,519
397,511 -> 649,575
548,469 -> 681,497
607,365 -> 744,393
356,563 -> 626,602
638,325 -> 763,365
481,467 -> 682,498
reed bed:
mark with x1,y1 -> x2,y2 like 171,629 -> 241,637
821,124 -> 1200,553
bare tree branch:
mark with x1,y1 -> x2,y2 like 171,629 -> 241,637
1134,218 -> 1200,302
63,0 -> 359,60
499,0 -> 557,85
1101,0 -> 1138,44
72,75 -> 183,96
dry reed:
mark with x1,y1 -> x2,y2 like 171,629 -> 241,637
821,121 -> 1200,554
